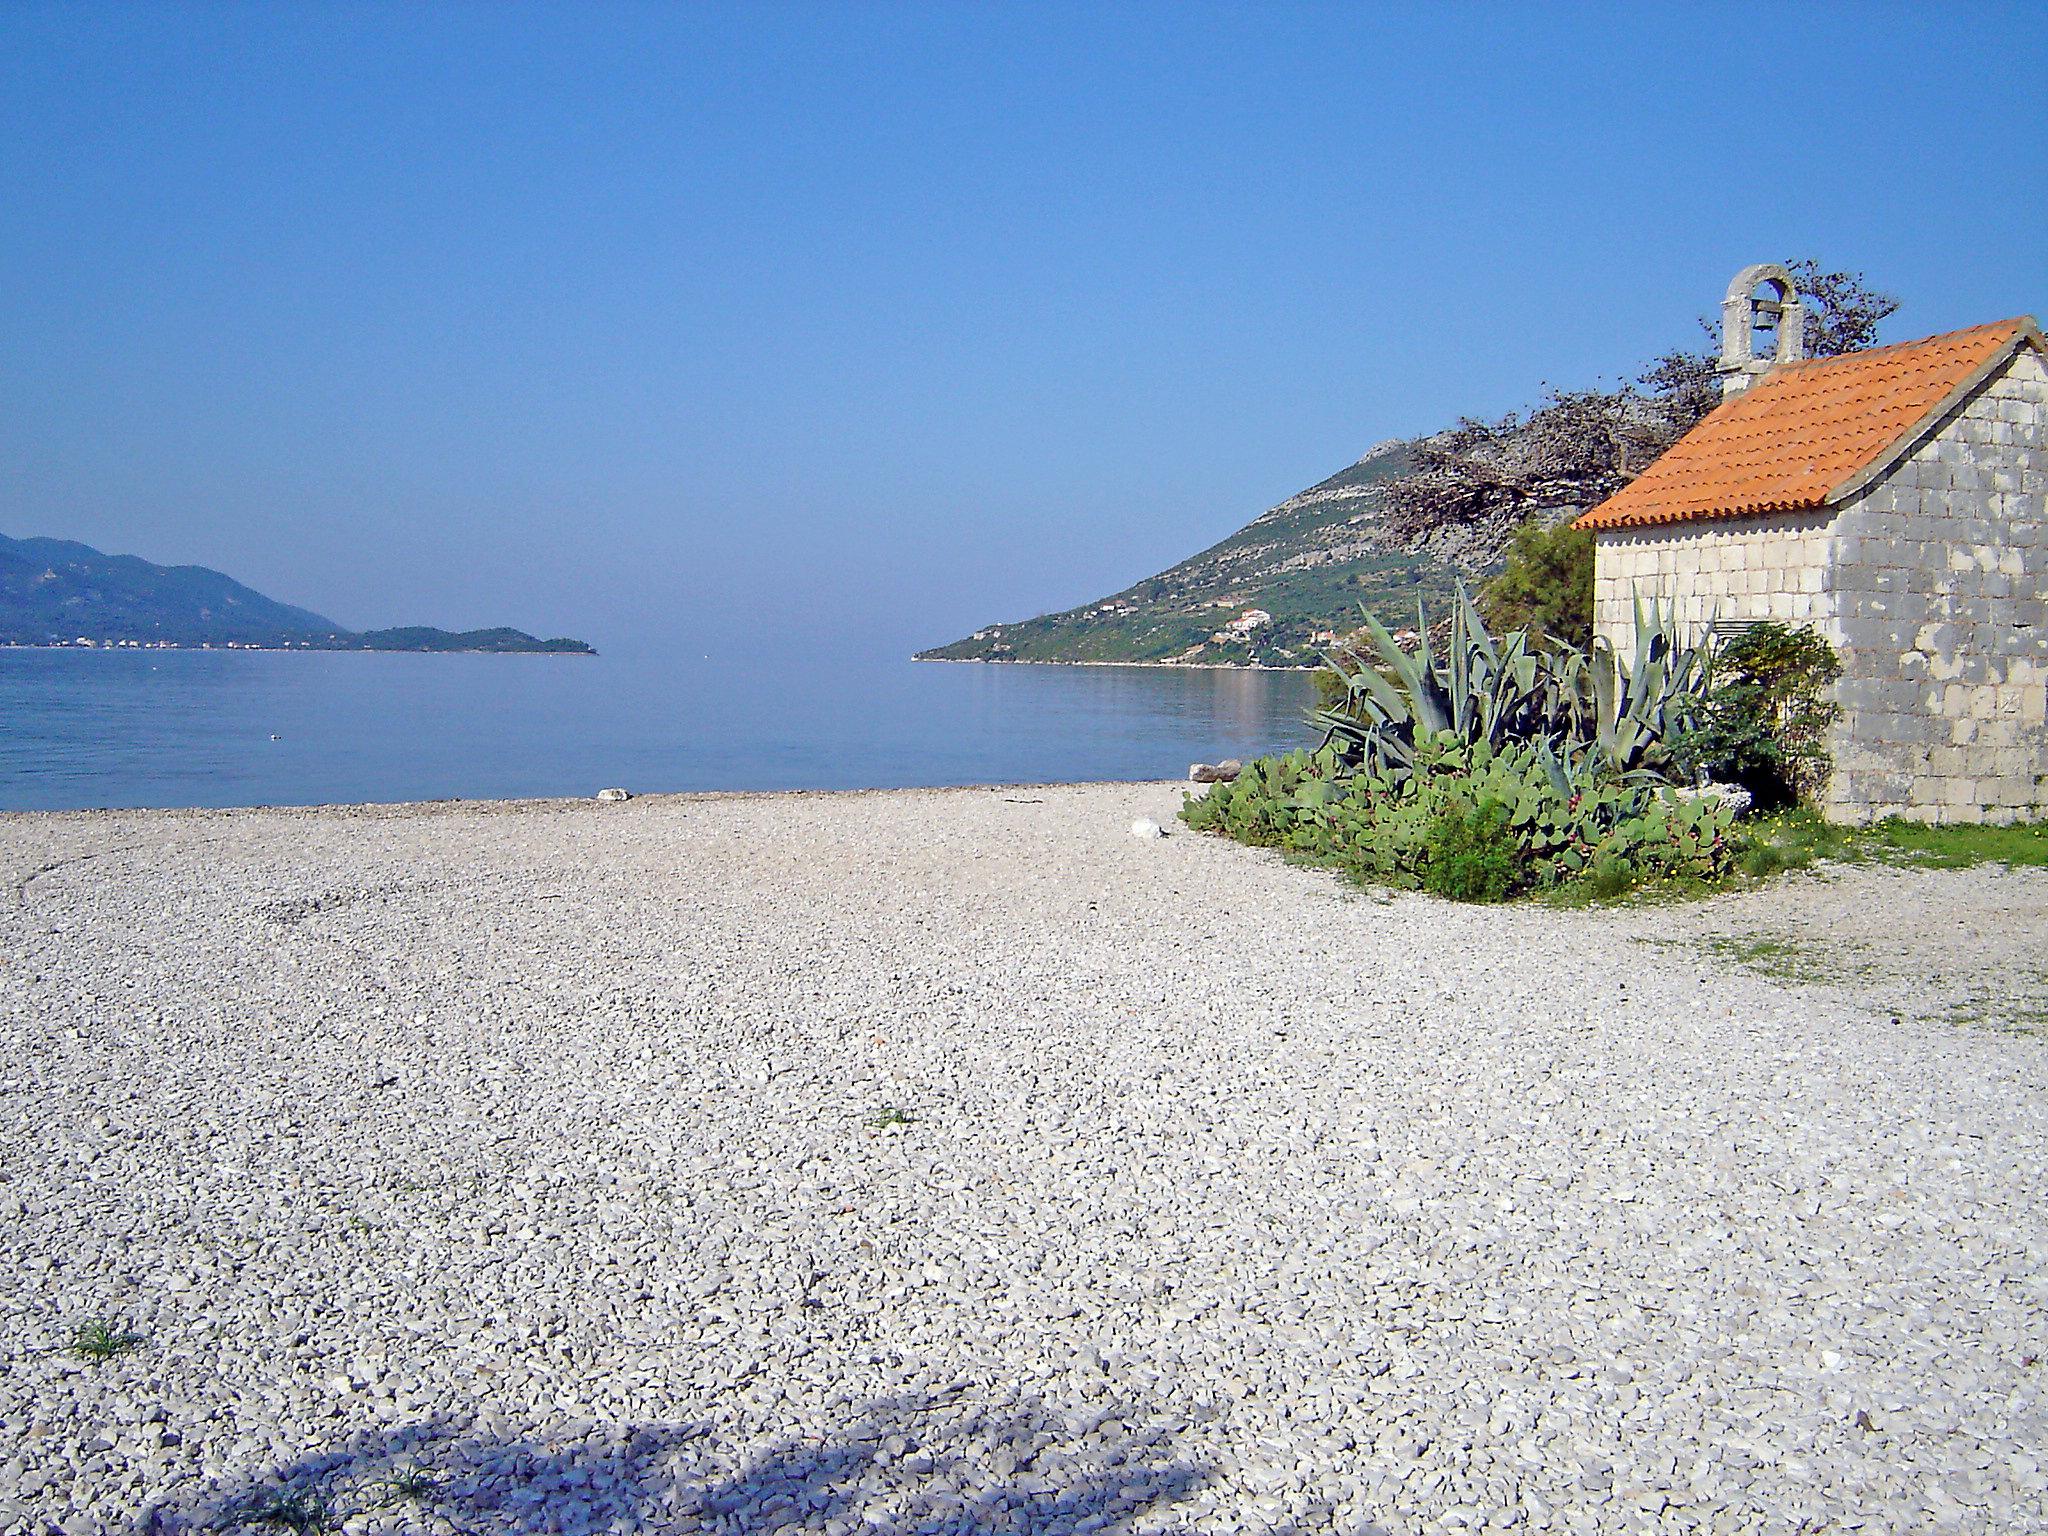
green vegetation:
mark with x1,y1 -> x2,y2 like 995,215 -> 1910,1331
1207,595 -> 2043,906
1418,796 -> 1521,902
1184,735 -> 1736,900
869,1105 -> 914,1130
230,1463 -> 440,1533
1477,516 -> 1594,647
1232,595 -> 1733,898
368,1466 -> 439,1508
1184,594 -> 1821,902
347,626 -> 594,654
1735,806 -> 2048,875
1690,933 -> 1853,985
1313,589 -> 1709,787
237,1487 -> 331,1533
1192,736 -> 2048,906
1944,983 -> 2048,1035
1671,623 -> 1840,809
68,1319 -> 144,1362
1860,817 -> 2048,868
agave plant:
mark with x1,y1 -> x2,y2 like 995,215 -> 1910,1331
1548,595 -> 1714,779
1313,586 -> 1554,779
1314,589 -> 1711,786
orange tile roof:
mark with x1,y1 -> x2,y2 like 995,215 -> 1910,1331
1575,317 -> 2043,531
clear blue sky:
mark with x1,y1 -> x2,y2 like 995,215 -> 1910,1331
3,3 -> 2043,657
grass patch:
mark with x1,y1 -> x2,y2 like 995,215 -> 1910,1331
367,1465 -> 438,1508
1729,808 -> 1856,876
236,1487 -> 330,1533
1943,977 -> 2048,1036
869,1105 -> 914,1131
69,1320 -> 144,1363
1650,810 -> 2048,899
1694,934 -> 1851,985
1861,817 -> 2048,869
1652,930 -> 1880,989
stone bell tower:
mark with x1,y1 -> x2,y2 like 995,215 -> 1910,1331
1717,263 -> 1807,399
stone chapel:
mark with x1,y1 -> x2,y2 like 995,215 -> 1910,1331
1577,264 -> 2046,823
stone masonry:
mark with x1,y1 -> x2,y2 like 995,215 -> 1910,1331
1592,513 -> 1834,645
1825,347 -> 2048,822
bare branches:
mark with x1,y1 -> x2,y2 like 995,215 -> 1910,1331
1380,261 -> 1899,566
1381,385 -> 1696,557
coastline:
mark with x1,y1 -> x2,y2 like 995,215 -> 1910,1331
0,642 -> 597,656
0,776 -> 1189,823
913,654 -> 1317,673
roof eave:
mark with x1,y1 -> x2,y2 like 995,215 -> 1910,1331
1581,497 -> 1829,533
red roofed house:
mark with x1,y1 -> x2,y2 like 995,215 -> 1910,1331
1576,265 -> 2046,824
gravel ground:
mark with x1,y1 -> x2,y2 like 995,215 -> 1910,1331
1647,859 -> 2048,1036
2,782 -> 2044,1536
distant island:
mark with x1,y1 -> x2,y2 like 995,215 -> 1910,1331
0,533 -> 594,654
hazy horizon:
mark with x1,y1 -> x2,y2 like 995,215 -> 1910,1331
4,2 -> 2044,660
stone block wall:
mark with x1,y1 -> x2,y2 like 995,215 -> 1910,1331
1591,512 -> 1836,653
1826,347 -> 2048,823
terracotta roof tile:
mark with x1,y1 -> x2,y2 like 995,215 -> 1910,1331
1575,318 -> 2041,531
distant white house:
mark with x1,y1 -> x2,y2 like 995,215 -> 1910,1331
1226,609 -> 1273,634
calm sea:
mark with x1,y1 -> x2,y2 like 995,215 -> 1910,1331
0,649 -> 1322,812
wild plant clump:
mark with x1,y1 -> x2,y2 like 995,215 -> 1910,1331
1310,589 -> 1710,790
1670,622 -> 1841,810
1185,592 -> 1740,900
1181,734 -> 1737,901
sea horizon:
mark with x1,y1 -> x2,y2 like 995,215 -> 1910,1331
0,646 -> 1321,813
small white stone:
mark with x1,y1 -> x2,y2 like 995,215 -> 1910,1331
1129,818 -> 1163,840
595,787 -> 631,803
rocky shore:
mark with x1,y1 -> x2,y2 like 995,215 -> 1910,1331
2,783 -> 2044,1533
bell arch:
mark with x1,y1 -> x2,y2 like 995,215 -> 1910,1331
1717,262 -> 1806,398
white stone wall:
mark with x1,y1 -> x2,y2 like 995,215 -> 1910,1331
1591,512 -> 1836,653
1589,343 -> 2048,824
1825,347 -> 2048,823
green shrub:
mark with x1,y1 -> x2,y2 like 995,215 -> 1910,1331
1478,515 -> 1595,647
1584,855 -> 1637,900
1671,623 -> 1840,809
1315,589 -> 1712,789
1739,841 -> 1792,879
1182,729 -> 1738,901
1421,798 -> 1520,901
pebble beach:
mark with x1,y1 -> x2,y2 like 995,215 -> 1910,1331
3,782 -> 2045,1534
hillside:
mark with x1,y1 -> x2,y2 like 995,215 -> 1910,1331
917,441 -> 1470,666
0,534 -> 593,653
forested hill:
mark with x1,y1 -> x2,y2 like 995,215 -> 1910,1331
0,533 -> 593,653
916,440 -> 1465,666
